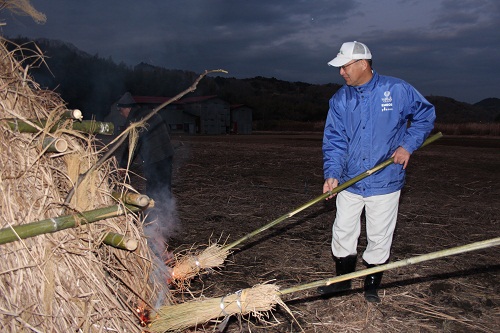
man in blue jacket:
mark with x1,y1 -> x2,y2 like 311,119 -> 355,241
318,41 -> 436,302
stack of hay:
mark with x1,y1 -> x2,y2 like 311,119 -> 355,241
0,38 -> 170,331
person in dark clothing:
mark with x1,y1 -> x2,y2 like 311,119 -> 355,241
116,92 -> 176,259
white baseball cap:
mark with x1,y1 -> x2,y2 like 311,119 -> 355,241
327,41 -> 372,67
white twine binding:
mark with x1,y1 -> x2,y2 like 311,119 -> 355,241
219,289 -> 243,316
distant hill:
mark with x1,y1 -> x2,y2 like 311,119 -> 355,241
474,98 -> 500,121
426,96 -> 499,123
5,36 -> 500,124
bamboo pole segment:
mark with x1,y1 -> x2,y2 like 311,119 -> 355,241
42,137 -> 68,153
62,109 -> 83,121
151,237 -> 499,332
102,231 -> 138,251
1,118 -> 114,135
112,191 -> 152,208
169,132 -> 443,284
71,120 -> 114,135
0,203 -> 144,245
222,132 -> 443,251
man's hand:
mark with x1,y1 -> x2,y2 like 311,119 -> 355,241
323,178 -> 339,200
392,146 -> 411,169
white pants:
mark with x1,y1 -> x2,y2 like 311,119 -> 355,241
331,190 -> 401,265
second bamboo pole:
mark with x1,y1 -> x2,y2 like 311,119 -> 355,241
223,132 -> 443,251
0,203 -> 144,245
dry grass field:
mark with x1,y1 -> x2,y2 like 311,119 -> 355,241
165,132 -> 499,333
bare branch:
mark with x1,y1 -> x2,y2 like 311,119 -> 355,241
63,69 -> 228,205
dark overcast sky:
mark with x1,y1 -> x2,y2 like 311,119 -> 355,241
2,0 -> 499,103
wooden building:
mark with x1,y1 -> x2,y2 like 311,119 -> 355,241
107,94 -> 252,135
230,104 -> 253,134
133,95 -> 230,134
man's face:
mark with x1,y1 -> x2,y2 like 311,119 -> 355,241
339,59 -> 369,86
118,106 -> 131,118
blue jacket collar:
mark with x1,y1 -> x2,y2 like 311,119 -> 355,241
351,70 -> 379,93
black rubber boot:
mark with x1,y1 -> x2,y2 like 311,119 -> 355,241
364,263 -> 384,303
317,254 -> 357,295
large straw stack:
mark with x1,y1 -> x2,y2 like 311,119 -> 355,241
0,38 -> 169,332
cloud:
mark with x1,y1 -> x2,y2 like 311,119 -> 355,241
1,0 -> 499,103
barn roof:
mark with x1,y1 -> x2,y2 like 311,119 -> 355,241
230,104 -> 245,110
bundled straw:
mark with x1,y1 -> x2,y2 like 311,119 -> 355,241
149,283 -> 282,332
0,37 -> 167,332
170,243 -> 230,287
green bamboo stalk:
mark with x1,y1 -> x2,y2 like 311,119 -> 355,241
280,236 -> 500,295
223,132 -> 443,251
71,120 -> 114,135
62,109 -> 83,121
102,231 -> 138,251
42,137 -> 68,153
2,119 -> 114,135
0,203 -> 143,245
112,191 -> 151,208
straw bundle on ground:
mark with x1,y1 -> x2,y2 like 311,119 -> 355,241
149,283 -> 282,332
0,38 -> 169,332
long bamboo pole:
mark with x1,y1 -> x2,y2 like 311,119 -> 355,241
151,237 -> 499,332
280,236 -> 500,295
222,132 -> 443,251
170,132 -> 443,283
0,203 -> 143,245
2,118 -> 114,135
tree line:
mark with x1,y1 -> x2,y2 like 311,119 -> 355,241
8,37 -> 499,125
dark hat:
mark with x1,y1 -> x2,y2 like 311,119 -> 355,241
116,92 -> 136,107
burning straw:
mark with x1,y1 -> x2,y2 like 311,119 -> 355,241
169,132 -> 444,284
151,236 -> 500,332
170,243 -> 230,286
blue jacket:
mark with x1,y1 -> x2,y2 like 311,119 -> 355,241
323,70 -> 436,197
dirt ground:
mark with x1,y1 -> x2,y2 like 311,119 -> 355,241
165,132 -> 499,333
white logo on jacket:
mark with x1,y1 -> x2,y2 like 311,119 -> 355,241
381,91 -> 393,112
